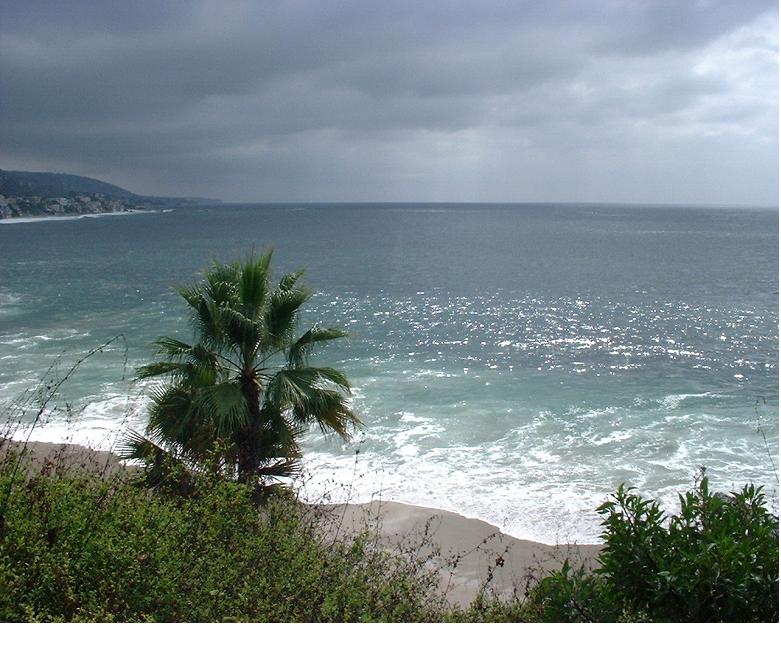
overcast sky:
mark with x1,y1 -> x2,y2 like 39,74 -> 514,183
0,1 -> 777,205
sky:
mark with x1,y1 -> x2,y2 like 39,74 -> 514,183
0,0 -> 778,205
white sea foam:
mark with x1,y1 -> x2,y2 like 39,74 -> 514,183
297,389 -> 779,544
0,290 -> 24,317
1,204 -> 777,543
0,290 -> 22,305
660,392 -> 717,410
592,430 -> 635,446
0,210 -> 160,224
5,355 -> 776,545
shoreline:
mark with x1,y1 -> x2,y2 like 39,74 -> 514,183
318,499 -> 602,605
1,440 -> 602,605
0,209 -> 167,224
11,425 -> 606,544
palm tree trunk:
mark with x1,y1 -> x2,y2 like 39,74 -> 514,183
237,372 -> 262,483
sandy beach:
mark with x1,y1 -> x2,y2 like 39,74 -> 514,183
2,440 -> 602,606
1,440 -> 135,478
317,500 -> 601,606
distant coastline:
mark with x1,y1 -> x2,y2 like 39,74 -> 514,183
0,193 -> 150,220
0,208 -> 169,224
0,168 -> 220,220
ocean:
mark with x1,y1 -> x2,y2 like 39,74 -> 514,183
0,203 -> 777,542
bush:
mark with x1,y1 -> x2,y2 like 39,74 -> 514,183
526,476 -> 779,622
2,444 -> 776,622
0,452 -> 445,622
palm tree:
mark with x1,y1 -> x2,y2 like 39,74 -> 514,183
124,252 -> 359,490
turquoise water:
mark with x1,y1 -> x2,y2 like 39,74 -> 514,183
0,204 -> 777,541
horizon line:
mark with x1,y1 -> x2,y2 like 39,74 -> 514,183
213,199 -> 779,210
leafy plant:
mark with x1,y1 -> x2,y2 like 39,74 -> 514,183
123,252 -> 359,492
596,477 -> 778,621
525,475 -> 779,622
0,455 -> 445,622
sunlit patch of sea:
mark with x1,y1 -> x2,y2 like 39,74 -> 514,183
1,204 -> 777,542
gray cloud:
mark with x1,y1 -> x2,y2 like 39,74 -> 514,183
0,0 -> 777,204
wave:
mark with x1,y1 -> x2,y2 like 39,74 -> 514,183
298,397 -> 778,543
659,392 -> 720,410
0,290 -> 24,317
6,393 -> 777,545
0,290 -> 22,305
0,210 -> 160,224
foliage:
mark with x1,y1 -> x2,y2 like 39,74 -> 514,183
0,455 -> 444,622
525,476 -> 779,622
1,446 -> 776,622
123,252 -> 359,492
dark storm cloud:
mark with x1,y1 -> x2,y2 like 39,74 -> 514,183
0,0 -> 777,204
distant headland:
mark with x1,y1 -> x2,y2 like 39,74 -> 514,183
0,169 -> 220,219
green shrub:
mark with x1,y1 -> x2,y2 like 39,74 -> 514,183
0,455 -> 445,622
526,477 -> 779,622
2,447 -> 776,622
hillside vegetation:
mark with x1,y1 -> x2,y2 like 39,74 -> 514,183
0,445 -> 776,622
0,168 -> 220,206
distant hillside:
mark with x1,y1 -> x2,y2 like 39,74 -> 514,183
0,169 -> 136,199
0,169 -> 220,206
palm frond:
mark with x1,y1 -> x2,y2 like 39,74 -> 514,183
196,381 -> 250,434
291,387 -> 360,439
259,406 -> 304,459
204,261 -> 240,305
238,252 -> 272,319
278,269 -> 305,292
287,326 -> 348,368
119,431 -> 196,493
117,430 -> 168,462
136,361 -> 188,380
265,367 -> 358,440
175,281 -> 205,309
190,295 -> 225,348
306,366 -> 352,391
188,343 -> 220,369
154,336 -> 195,358
256,456 -> 303,480
265,368 -> 319,409
265,285 -> 312,351
221,306 -> 262,360
265,367 -> 352,407
147,384 -> 203,445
